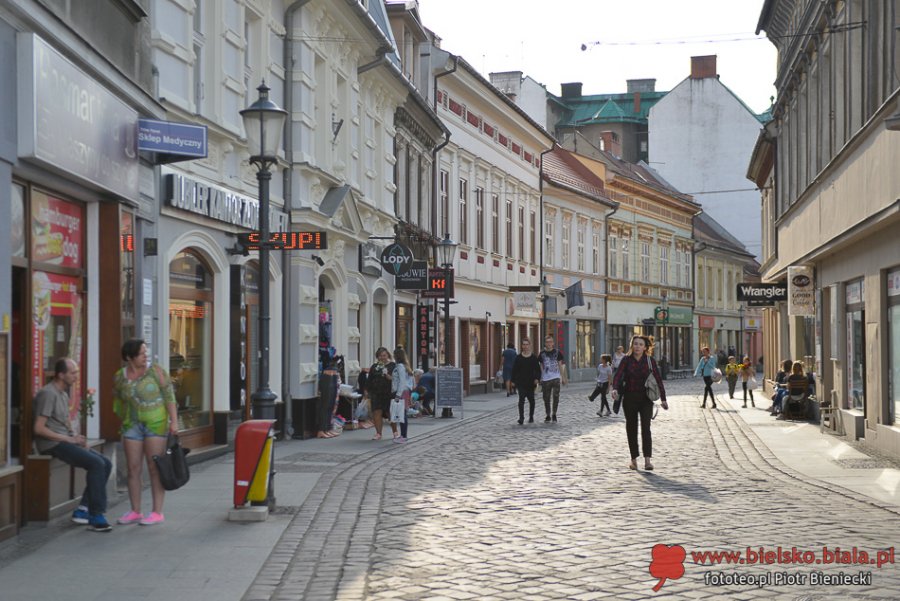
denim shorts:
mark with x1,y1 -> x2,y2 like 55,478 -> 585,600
122,422 -> 166,441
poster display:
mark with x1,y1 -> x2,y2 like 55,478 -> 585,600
30,191 -> 84,268
32,271 -> 84,427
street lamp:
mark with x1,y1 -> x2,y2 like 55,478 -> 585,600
241,82 -> 287,420
541,276 -> 549,342
660,292 -> 669,378
437,234 -> 458,366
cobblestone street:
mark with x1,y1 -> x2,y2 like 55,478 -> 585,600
245,381 -> 900,601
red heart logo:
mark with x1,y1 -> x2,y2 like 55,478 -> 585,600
649,544 -> 686,591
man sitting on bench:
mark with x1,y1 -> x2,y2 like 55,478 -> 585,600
33,358 -> 113,532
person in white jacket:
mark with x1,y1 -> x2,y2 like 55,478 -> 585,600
390,347 -> 413,443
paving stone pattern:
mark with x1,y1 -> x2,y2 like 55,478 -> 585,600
245,381 -> 900,600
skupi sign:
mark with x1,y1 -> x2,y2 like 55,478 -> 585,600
788,265 -> 815,316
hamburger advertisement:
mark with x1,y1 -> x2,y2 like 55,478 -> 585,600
30,191 -> 83,268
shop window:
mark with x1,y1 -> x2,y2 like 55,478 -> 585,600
469,322 -> 483,380
169,250 -> 213,431
845,279 -> 865,411
888,269 -> 900,424
576,320 -> 596,369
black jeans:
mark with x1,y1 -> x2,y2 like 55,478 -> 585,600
590,382 -> 610,413
701,376 -> 716,405
542,378 -> 561,417
623,392 -> 654,459
517,388 -> 536,420
742,381 -> 754,402
48,442 -> 112,515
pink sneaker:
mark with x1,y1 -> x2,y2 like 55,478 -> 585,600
117,510 -> 144,525
139,512 -> 165,526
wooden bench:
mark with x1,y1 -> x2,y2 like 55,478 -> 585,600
26,439 -> 107,522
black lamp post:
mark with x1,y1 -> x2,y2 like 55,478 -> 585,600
660,292 -> 669,377
241,82 -> 287,420
437,234 -> 458,366
541,276 -> 549,342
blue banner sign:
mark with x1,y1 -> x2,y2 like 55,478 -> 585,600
138,119 -> 207,157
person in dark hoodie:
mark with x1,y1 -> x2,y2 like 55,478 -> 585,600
510,338 -> 541,425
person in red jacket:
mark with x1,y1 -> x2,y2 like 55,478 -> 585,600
612,335 -> 668,471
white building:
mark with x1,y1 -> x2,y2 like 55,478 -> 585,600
432,53 -> 554,394
649,55 -> 769,260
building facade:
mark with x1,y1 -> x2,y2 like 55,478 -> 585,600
649,55 -> 770,260
539,148 -> 618,382
754,0 -> 900,454
432,54 -> 554,394
2,0 -> 161,538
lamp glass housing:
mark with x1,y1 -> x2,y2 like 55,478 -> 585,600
240,82 -> 287,162
437,235 -> 458,266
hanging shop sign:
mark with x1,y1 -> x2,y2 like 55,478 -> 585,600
395,260 -> 428,290
380,243 -> 415,276
163,172 -> 288,232
506,291 -> 539,318
417,304 -> 432,365
236,231 -> 327,251
788,265 -> 815,316
736,282 -> 787,302
17,33 -> 139,200
422,268 -> 455,299
138,119 -> 208,160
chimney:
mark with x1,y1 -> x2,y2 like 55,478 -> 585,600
691,55 -> 717,79
599,131 -> 621,157
626,78 -> 656,93
560,82 -> 583,99
633,92 -> 641,113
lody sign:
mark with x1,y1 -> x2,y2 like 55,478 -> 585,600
380,243 -> 415,276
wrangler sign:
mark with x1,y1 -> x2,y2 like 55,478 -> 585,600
736,282 -> 788,302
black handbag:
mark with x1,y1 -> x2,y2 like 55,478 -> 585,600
153,434 -> 191,491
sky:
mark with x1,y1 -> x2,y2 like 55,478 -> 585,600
415,0 -> 778,114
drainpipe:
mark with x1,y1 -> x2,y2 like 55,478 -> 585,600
430,52 -> 457,366
281,0 -> 313,423
538,145 -> 556,342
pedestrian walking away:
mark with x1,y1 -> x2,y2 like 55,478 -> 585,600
694,346 -> 718,409
113,339 -> 179,527
740,355 -> 756,407
33,358 -> 113,532
510,338 -> 541,424
589,354 -> 614,417
611,335 -> 668,471
724,355 -> 740,399
538,335 -> 567,422
501,342 -> 518,397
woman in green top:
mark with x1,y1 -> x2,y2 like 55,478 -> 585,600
113,339 -> 179,526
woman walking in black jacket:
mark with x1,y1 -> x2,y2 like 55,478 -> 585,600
510,338 -> 541,424
611,335 -> 668,471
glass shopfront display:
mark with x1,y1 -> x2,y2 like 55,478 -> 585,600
888,269 -> 900,424
576,320 -> 597,369
846,280 -> 865,411
169,250 -> 213,431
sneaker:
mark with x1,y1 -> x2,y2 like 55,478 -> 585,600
628,459 -> 637,470
544,415 -> 551,422
139,512 -> 165,526
393,437 -> 406,444
644,458 -> 654,471
528,417 -> 534,423
117,510 -> 144,525
72,506 -> 90,525
372,433 -> 382,441
552,415 -> 558,422
517,418 -> 524,425
88,514 -> 112,532
596,409 -> 604,417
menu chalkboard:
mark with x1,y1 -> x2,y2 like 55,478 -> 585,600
435,367 -> 463,411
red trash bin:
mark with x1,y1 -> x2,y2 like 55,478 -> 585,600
234,419 -> 276,508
